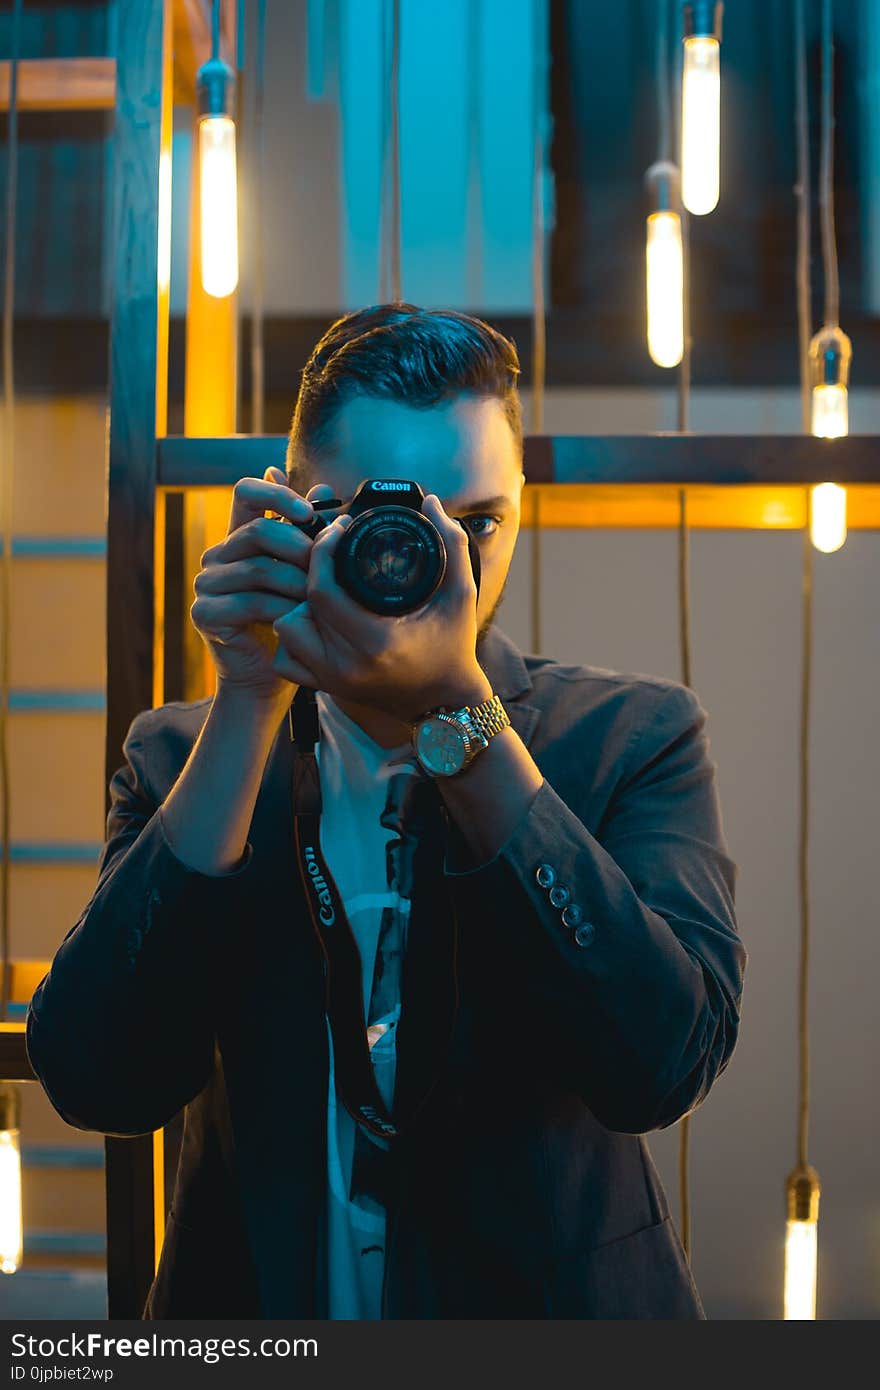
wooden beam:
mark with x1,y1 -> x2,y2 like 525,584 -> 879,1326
105,0 -> 173,1323
0,58 -> 116,112
521,435 -> 880,485
0,1025 -> 34,1083
158,431 -> 880,486
154,435 -> 880,539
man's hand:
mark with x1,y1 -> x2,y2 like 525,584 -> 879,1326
190,467 -> 337,707
270,494 -> 492,722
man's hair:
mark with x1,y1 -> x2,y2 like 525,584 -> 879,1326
285,302 -> 522,488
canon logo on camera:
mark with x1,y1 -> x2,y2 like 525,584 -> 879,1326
372,481 -> 411,492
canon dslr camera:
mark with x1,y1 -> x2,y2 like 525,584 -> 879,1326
285,478 -> 481,616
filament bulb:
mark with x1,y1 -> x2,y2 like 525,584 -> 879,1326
646,212 -> 684,367
810,482 -> 847,553
199,116 -> 239,298
784,1165 -> 820,1320
681,35 -> 721,214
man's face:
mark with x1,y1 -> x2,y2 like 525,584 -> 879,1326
303,393 -> 524,640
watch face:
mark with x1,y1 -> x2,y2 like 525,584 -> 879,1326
414,716 -> 468,777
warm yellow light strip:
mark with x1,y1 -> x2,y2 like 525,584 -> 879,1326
518,483 -> 880,530
153,1129 -> 166,1275
0,963 -> 52,1004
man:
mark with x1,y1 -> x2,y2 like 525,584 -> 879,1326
26,304 -> 745,1319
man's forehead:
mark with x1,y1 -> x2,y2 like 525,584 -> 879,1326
318,393 -> 520,503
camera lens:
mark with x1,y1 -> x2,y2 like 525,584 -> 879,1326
335,509 -> 445,614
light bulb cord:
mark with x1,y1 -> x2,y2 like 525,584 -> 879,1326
531,0 -> 547,435
672,2 -> 692,1263
212,0 -> 221,63
656,0 -> 672,164
250,0 -> 268,434
380,0 -> 402,303
797,500 -> 814,1170
674,3 -> 691,434
819,0 -> 839,328
794,0 -> 812,433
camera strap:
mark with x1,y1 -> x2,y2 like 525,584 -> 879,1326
289,684 -> 457,1147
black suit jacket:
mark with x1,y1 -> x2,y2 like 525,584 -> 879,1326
26,627 -> 745,1319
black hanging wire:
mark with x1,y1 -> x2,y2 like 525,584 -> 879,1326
380,0 -> 402,302
656,0 -> 672,164
0,0 -> 23,1026
530,487 -> 542,656
819,0 -> 839,330
669,0 -> 694,1262
671,1 -> 691,432
212,0 -> 221,61
465,0 -> 483,308
250,0 -> 268,433
797,486 -> 814,1177
531,0 -> 546,436
794,0 -> 812,433
790,0 -> 831,1186
389,0 -> 402,301
530,0 -> 548,656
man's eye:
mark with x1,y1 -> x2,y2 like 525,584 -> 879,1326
461,515 -> 500,537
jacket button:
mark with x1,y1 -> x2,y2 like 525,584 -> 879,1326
535,864 -> 556,889
549,884 -> 570,909
561,903 -> 582,928
573,921 -> 595,948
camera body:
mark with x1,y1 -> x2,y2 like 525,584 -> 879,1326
291,478 -> 481,615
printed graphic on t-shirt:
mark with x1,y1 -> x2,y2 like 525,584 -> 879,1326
350,768 -> 435,1205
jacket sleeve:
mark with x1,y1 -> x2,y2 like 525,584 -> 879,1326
443,684 -> 746,1135
25,708 -> 255,1137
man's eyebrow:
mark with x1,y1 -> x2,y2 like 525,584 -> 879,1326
448,494 -> 512,513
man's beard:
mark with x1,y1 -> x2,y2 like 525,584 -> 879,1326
476,574 -> 509,649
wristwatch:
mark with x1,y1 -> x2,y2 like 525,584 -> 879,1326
411,693 -> 511,778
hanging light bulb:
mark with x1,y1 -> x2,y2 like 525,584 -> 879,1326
809,324 -> 852,439
645,162 -> 684,368
0,1086 -> 22,1275
809,482 -> 847,553
196,57 -> 239,298
809,326 -> 851,551
681,2 -> 723,215
784,1164 -> 820,1319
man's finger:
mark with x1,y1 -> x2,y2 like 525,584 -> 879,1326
228,475 -> 313,535
306,515 -> 363,639
306,483 -> 339,503
270,647 -> 320,688
422,494 -> 474,599
272,598 -> 326,673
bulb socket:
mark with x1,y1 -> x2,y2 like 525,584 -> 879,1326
0,1083 -> 20,1132
684,1 -> 723,41
809,324 -> 852,388
786,1164 -> 821,1223
645,161 -> 681,213
197,57 -> 235,120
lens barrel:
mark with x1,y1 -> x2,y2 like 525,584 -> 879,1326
334,507 -> 446,614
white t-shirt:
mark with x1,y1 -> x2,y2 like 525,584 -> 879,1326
313,691 -> 421,1319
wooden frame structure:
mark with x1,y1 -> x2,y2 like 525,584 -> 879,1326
2,0 -> 878,1320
